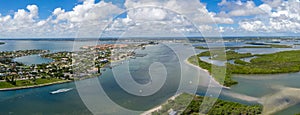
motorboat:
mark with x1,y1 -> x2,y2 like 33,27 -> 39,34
50,88 -> 73,94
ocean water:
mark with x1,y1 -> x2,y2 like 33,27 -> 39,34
0,40 -> 300,114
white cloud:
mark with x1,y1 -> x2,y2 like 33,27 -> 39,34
0,0 -> 299,38
221,1 -> 271,17
124,0 -> 234,24
53,0 -> 122,23
102,0 -> 234,37
26,5 -> 38,18
0,1 -> 123,38
239,20 -> 267,32
238,0 -> 300,33
127,8 -> 168,21
262,0 -> 283,8
218,0 -> 227,6
52,8 -> 65,16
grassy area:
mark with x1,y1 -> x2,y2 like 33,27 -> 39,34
195,44 -> 292,50
198,50 -> 252,60
269,44 -> 292,48
0,78 -> 68,89
188,55 -> 238,87
189,50 -> 300,87
229,50 -> 300,74
0,82 -> 15,88
152,93 -> 262,115
195,46 -> 209,49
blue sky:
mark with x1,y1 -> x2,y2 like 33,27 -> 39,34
0,0 -> 299,38
0,0 -> 123,19
0,0 -> 263,18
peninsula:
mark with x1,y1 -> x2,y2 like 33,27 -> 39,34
0,43 -> 154,90
188,49 -> 300,87
149,93 -> 262,115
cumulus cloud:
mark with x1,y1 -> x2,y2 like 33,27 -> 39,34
0,0 -> 123,38
219,0 -> 271,17
124,0 -> 234,24
262,0 -> 284,8
53,0 -> 122,23
103,8 -> 200,37
102,0 -> 234,37
239,20 -> 267,32
0,0 -> 299,38
238,0 -> 300,33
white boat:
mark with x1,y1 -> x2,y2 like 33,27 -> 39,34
50,88 -> 73,94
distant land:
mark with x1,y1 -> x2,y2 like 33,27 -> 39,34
0,36 -> 299,41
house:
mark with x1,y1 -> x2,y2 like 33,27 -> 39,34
100,59 -> 109,63
168,109 -> 177,115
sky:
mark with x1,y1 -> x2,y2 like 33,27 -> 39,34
0,0 -> 299,38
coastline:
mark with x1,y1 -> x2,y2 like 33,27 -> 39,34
0,80 -> 72,91
184,59 -> 230,89
141,93 -> 182,115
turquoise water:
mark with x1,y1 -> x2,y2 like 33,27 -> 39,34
0,82 -> 92,115
1,40 -> 300,114
0,41 -> 201,114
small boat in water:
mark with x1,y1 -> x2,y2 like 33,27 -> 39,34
50,88 -> 73,94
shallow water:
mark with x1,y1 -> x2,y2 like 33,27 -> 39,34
231,73 -> 300,114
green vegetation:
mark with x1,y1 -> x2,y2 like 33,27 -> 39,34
0,81 -> 14,88
228,46 -> 271,49
0,43 -> 146,90
234,59 -> 250,65
189,50 -> 300,87
225,45 -> 292,50
243,42 -> 293,48
152,93 -> 262,115
245,42 -> 267,45
0,50 -> 72,89
229,50 -> 300,74
195,46 -> 209,49
188,55 -> 238,87
269,44 -> 292,48
195,44 -> 292,50
198,50 -> 252,60
0,49 -> 49,58
0,78 -> 67,89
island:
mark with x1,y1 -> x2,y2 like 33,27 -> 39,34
148,93 -> 262,115
188,49 -> 300,87
0,42 -> 4,45
0,43 -> 154,90
195,44 -> 293,50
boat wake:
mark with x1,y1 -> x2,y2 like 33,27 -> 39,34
50,88 -> 73,94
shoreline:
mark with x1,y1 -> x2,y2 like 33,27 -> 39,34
0,80 -> 72,91
141,93 -> 182,115
184,59 -> 231,89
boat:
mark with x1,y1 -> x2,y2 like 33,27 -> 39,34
50,88 -> 73,94
135,53 -> 147,57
